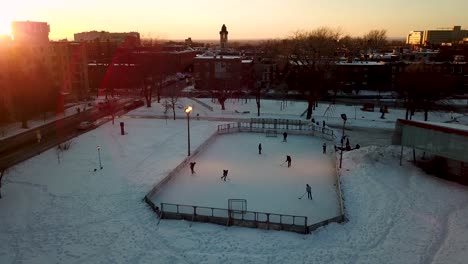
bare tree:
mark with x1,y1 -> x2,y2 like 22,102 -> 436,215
165,85 -> 181,120
397,62 -> 453,121
363,29 -> 388,52
286,27 -> 342,119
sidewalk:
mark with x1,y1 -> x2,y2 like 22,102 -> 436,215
0,102 -> 93,141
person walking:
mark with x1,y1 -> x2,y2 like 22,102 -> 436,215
346,138 -> 351,151
189,162 -> 196,174
258,143 -> 262,155
221,169 -> 229,181
286,155 -> 292,168
323,143 -> 327,154
35,130 -> 42,143
283,132 -> 288,142
306,184 -> 312,200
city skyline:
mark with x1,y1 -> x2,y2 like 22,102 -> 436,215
1,0 -> 468,40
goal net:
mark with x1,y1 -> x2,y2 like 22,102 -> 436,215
228,199 -> 247,214
266,130 -> 277,137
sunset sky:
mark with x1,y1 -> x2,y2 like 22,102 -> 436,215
1,0 -> 468,40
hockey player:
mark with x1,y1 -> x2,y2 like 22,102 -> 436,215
283,132 -> 288,142
306,184 -> 312,200
189,162 -> 196,174
323,143 -> 327,154
258,143 -> 262,155
286,155 -> 292,167
221,169 -> 229,181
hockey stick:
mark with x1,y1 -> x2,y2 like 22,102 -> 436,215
298,192 -> 307,199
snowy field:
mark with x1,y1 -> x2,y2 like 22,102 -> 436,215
1,101 -> 468,263
128,97 -> 466,129
151,133 -> 340,224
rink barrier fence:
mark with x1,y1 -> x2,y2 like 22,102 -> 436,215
159,203 -> 310,234
216,118 -> 335,140
334,150 -> 347,222
144,118 -> 344,234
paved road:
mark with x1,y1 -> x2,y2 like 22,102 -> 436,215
0,101 -> 130,170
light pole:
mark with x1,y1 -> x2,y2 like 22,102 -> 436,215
97,145 -> 103,170
185,106 -> 192,156
339,114 -> 347,168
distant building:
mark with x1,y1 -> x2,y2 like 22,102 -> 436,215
194,54 -> 253,91
74,31 -> 141,47
11,21 -> 50,44
219,24 -> 228,49
185,37 -> 193,48
407,26 -> 468,46
49,42 -> 90,101
407,31 -> 424,45
423,26 -> 468,45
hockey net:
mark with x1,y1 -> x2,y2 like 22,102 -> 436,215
266,130 -> 277,137
228,199 -> 247,215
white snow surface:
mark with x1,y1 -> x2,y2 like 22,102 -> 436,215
128,98 -> 463,130
0,106 -> 468,263
151,133 -> 339,224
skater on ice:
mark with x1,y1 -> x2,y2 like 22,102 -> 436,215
322,143 -> 327,154
283,132 -> 288,142
189,162 -> 196,174
221,169 -> 229,181
258,143 -> 262,155
306,184 -> 312,200
285,155 -> 292,167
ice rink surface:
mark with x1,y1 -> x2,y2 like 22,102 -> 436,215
151,132 -> 341,224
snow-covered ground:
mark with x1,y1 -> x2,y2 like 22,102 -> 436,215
128,98 -> 465,130
151,133 -> 339,224
1,101 -> 468,263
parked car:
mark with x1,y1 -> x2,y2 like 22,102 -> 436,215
77,121 -> 95,130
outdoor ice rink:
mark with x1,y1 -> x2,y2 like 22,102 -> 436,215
151,132 -> 341,225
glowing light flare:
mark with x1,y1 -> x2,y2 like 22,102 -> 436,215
185,106 -> 192,114
0,1 -> 25,36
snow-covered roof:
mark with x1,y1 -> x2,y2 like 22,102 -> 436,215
335,61 -> 386,66
394,119 -> 468,162
397,119 -> 468,136
195,55 -> 241,60
423,121 -> 468,134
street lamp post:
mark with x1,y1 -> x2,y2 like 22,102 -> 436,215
185,106 -> 192,156
339,114 -> 347,169
97,145 -> 103,170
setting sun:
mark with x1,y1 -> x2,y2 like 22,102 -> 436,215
0,7 -> 13,35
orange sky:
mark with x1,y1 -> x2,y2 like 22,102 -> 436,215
1,0 -> 468,40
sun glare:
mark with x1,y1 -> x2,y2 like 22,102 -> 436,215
0,11 -> 12,35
